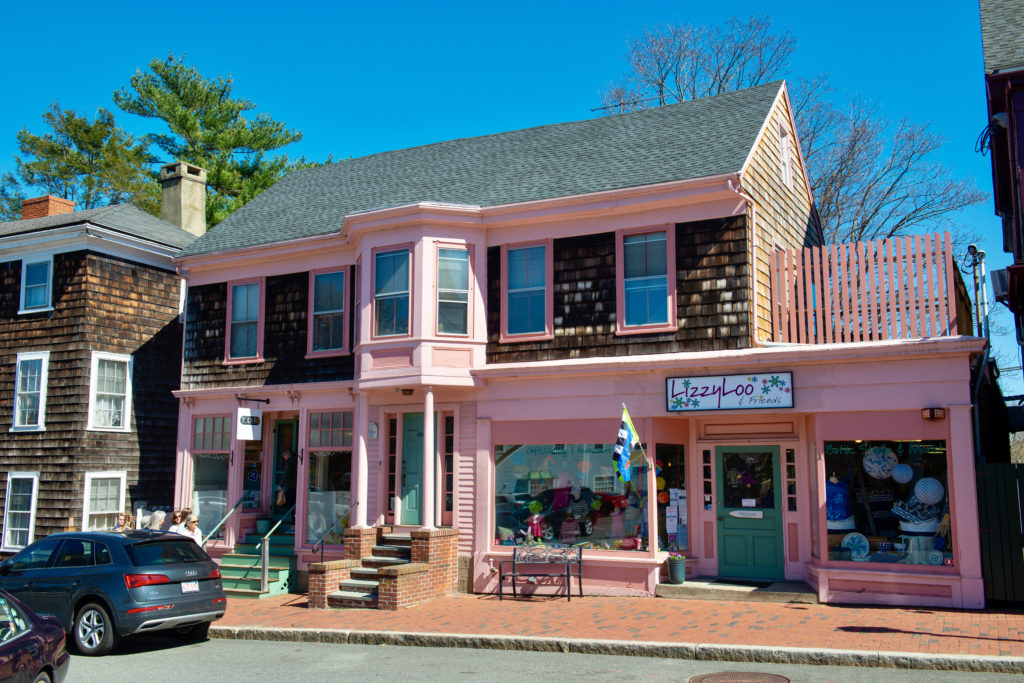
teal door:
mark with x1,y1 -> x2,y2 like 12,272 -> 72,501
400,413 -> 423,525
716,445 -> 784,580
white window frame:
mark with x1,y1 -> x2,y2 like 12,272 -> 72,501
436,245 -> 470,336
19,255 -> 54,314
81,471 -> 127,532
11,351 -> 49,432
86,351 -> 133,432
2,472 -> 39,552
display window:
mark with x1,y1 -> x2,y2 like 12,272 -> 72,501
655,444 -> 687,552
824,440 -> 951,567
494,443 -> 649,550
305,411 -> 353,546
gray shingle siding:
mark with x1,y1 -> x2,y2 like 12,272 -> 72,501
180,81 -> 784,258
981,0 -> 1024,74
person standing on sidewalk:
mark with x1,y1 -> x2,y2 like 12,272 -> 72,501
181,515 -> 203,545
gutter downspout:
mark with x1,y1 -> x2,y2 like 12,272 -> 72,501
727,175 -> 763,347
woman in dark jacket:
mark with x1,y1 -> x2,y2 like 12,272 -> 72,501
276,450 -> 298,519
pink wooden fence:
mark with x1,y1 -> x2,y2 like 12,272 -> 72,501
771,232 -> 962,343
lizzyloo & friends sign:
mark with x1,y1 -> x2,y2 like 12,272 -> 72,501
666,372 -> 794,412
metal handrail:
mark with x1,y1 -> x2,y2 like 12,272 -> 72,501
258,504 -> 296,592
200,496 -> 246,549
311,502 -> 356,555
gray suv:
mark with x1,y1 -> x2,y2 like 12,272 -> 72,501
0,531 -> 225,656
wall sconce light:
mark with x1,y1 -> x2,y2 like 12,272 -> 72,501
399,388 -> 415,396
921,407 -> 946,421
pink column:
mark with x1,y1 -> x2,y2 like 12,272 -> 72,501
422,387 -> 435,529
353,391 -> 369,528
948,404 -> 984,608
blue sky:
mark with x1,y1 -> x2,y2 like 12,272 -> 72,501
2,1 -> 1016,392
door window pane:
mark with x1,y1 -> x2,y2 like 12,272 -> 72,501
721,450 -> 775,509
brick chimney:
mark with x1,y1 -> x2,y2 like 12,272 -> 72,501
21,195 -> 75,220
159,162 -> 207,237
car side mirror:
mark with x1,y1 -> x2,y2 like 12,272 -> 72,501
0,560 -> 11,576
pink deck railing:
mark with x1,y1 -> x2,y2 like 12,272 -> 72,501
771,232 -> 970,344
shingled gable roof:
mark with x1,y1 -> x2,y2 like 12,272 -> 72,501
0,203 -> 195,250
180,80 -> 786,258
981,0 -> 1024,74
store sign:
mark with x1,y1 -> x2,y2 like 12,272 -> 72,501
730,510 -> 764,519
666,372 -> 793,412
236,407 -> 262,441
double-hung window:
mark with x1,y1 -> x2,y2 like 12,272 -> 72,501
82,471 -> 126,531
227,280 -> 263,360
618,227 -> 676,333
2,473 -> 39,551
437,247 -> 469,335
309,270 -> 347,354
87,352 -> 132,431
374,248 -> 410,337
19,257 -> 53,313
12,351 -> 49,431
501,241 -> 552,341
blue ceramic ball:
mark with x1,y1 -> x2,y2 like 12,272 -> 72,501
892,463 -> 913,484
914,477 -> 944,506
862,447 -> 897,480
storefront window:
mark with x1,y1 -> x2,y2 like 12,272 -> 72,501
191,416 -> 230,541
655,444 -> 686,552
306,411 -> 353,546
824,440 -> 951,567
494,443 -> 648,551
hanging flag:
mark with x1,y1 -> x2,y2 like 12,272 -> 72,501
613,405 -> 640,482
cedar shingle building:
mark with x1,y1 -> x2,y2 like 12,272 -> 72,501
0,164 -> 203,551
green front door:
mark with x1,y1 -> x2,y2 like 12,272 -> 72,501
716,445 -> 784,580
400,413 -> 423,525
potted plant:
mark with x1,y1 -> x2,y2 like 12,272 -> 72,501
666,550 -> 686,584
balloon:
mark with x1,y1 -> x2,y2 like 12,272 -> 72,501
656,476 -> 666,491
892,464 -> 913,484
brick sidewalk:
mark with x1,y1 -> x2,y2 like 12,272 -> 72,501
216,592 -> 1024,659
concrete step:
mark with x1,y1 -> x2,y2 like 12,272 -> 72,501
351,567 -> 379,580
382,533 -> 412,546
220,553 -> 292,570
656,578 -> 818,604
232,543 -> 296,557
219,565 -> 286,581
338,578 -> 379,592
243,532 -> 296,546
362,555 -> 410,569
372,544 -> 412,559
223,587 -> 282,600
327,590 -> 377,609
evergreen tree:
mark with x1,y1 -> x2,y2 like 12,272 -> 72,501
114,54 -> 303,227
9,103 -> 156,216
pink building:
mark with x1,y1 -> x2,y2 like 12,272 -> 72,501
172,81 -> 1000,608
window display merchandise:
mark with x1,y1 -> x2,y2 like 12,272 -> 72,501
824,440 -> 951,566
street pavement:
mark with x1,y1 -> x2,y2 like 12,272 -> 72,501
212,592 -> 1024,674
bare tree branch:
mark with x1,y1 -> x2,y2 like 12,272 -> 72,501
600,15 -> 986,244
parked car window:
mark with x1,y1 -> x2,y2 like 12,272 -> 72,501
9,538 -> 60,571
127,539 -> 207,566
54,539 -> 93,568
96,542 -> 112,565
0,595 -> 28,643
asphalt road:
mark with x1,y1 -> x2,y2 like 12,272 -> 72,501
67,635 -> 1024,682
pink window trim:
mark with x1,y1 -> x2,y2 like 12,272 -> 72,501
499,238 -> 554,343
615,224 -> 678,336
190,413 -> 234,454
370,243 -> 414,341
306,267 -> 351,358
224,277 -> 266,364
435,241 -> 474,338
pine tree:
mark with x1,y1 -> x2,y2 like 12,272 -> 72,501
114,54 -> 303,227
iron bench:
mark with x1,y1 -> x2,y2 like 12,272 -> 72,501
498,544 -> 583,601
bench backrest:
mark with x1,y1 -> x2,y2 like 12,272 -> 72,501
513,544 -> 581,565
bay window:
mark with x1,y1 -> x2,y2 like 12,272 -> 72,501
374,249 -> 410,337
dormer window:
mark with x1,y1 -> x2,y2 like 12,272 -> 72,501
19,257 -> 53,313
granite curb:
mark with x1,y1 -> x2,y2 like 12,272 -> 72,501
209,625 -> 1024,674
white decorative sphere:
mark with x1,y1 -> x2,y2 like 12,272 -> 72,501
914,477 -> 945,506
892,464 -> 914,484
862,447 -> 897,480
